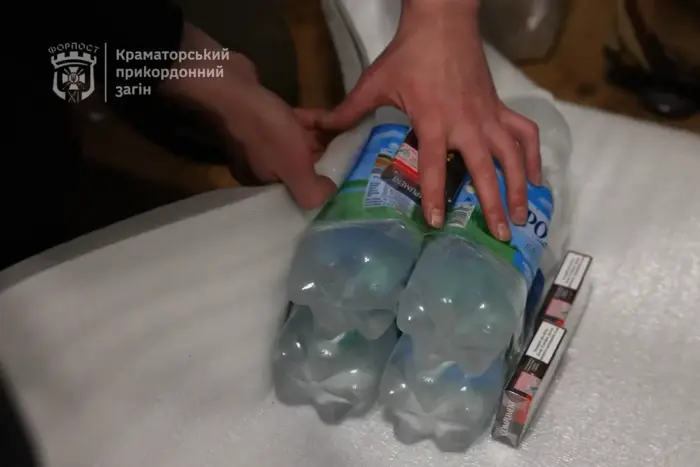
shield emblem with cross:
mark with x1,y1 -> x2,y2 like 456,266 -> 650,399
51,51 -> 97,103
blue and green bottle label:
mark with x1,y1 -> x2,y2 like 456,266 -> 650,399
315,124 -> 422,232
315,124 -> 467,238
445,168 -> 554,289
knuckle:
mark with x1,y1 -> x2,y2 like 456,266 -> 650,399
508,185 -> 527,205
482,197 -> 506,221
470,170 -> 497,198
466,152 -> 493,173
522,118 -> 539,139
468,166 -> 505,214
418,151 -> 442,172
416,131 -> 442,151
419,166 -> 444,194
498,135 -> 522,160
482,117 -> 503,132
415,112 -> 444,135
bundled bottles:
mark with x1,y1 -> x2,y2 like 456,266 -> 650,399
275,122 -> 446,423
274,97 -> 574,449
286,124 -> 419,339
379,97 -> 573,450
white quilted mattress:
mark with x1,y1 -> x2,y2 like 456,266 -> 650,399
1,1 -> 699,466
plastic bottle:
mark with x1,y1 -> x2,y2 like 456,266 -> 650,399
380,97 -> 572,449
508,96 -> 574,277
380,334 -> 507,451
273,304 -> 398,423
397,97 -> 571,374
380,270 -> 547,451
286,120 -> 465,339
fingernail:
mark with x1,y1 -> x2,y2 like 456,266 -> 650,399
512,206 -> 527,225
429,208 -> 444,228
497,223 -> 510,241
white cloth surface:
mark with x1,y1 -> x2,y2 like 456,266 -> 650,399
1,1 -> 700,466
4,103 -> 698,467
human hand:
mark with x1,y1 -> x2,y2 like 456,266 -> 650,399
221,87 -> 339,209
162,23 -> 336,210
320,0 -> 541,240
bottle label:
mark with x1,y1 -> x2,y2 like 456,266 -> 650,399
444,168 -> 554,289
315,124 -> 421,232
315,124 -> 466,237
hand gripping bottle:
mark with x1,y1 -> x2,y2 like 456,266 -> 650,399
507,96 -> 574,277
277,119 -> 467,423
380,97 -> 572,450
396,96 -> 571,375
286,123 -> 465,340
286,123 -> 415,340
273,304 -> 398,423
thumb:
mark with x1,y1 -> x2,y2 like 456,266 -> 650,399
281,162 -> 337,211
320,72 -> 383,131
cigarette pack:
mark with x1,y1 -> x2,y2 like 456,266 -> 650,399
492,250 -> 593,447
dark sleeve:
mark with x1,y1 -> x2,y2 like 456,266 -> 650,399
32,0 -> 184,98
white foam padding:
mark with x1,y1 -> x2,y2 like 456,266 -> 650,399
1,1 -> 700,466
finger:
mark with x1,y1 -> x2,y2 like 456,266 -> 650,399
293,108 -> 326,127
286,171 -> 336,210
454,131 -> 510,241
500,108 -> 541,185
319,70 -> 385,131
280,151 -> 337,210
309,131 -> 332,163
293,108 -> 340,157
485,123 -> 528,225
414,121 -> 447,228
